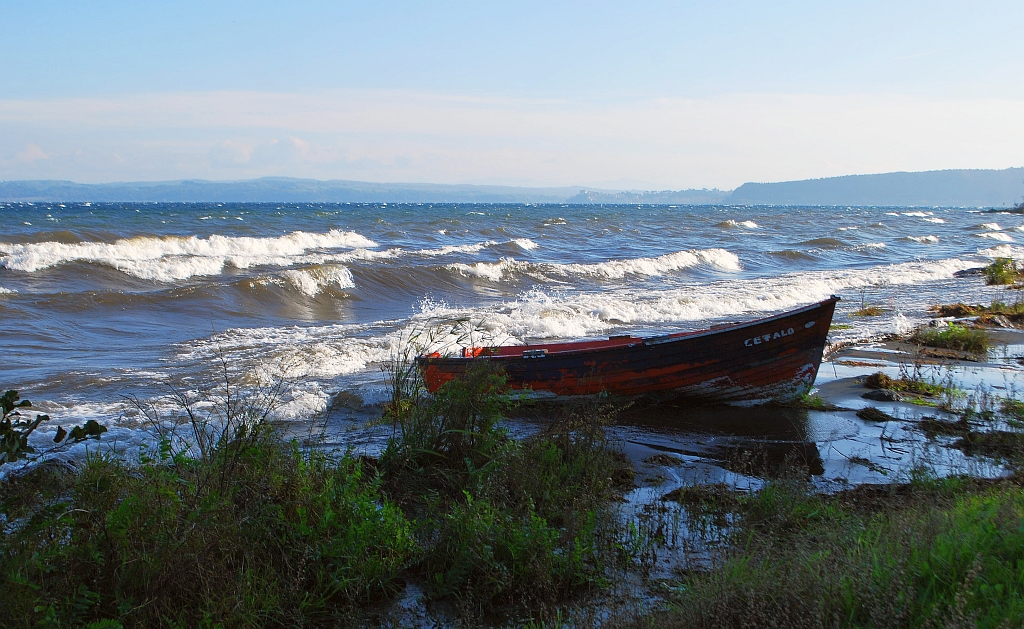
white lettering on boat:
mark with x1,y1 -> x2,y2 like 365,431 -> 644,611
744,327 -> 795,347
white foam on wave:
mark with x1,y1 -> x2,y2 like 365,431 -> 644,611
923,217 -> 946,224
177,320 -> 402,387
1,399 -> 155,477
415,241 -> 498,256
151,255 -> 990,422
555,249 -> 742,278
448,257 -> 536,282
324,239 -> 526,264
0,230 -> 378,281
0,286 -> 15,294
902,211 -> 932,217
280,265 -> 355,297
977,232 -> 1014,242
906,235 -> 940,243
979,244 -> 1024,259
719,219 -> 759,229
423,257 -> 983,343
446,249 -> 741,282
979,222 -> 1003,231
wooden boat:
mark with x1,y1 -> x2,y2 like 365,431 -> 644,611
417,296 -> 839,404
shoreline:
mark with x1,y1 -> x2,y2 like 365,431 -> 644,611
5,287 -> 1024,626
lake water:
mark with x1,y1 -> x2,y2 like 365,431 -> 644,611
2,201 -> 1022,465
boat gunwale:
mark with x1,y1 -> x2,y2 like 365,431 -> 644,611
421,296 -> 840,361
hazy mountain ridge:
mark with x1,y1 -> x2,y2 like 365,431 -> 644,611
564,189 -> 730,204
731,168 -> 1024,207
2,168 -> 1022,206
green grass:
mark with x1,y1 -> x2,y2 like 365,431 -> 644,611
913,323 -> 990,354
380,366 -> 634,610
654,478 -> 1024,628
851,305 -> 887,317
863,371 -> 950,397
784,393 -> 843,411
1,435 -> 416,628
1,367 -> 637,626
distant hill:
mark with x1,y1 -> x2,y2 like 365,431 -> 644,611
729,168 -> 1024,207
564,189 -> 729,204
3,167 -> 1023,206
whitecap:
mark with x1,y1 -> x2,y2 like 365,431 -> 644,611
448,258 -> 532,282
280,265 -> 355,297
0,230 -> 378,281
413,241 -> 497,257
979,222 -> 1003,231
922,217 -> 946,224
0,286 -> 16,294
906,235 -> 939,243
718,219 -> 759,229
512,238 -> 539,250
902,211 -> 931,217
447,248 -> 741,282
412,257 -> 982,344
980,244 -> 1024,259
551,248 -> 742,279
977,232 -> 1014,242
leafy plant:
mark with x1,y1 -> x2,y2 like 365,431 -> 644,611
1,390 -> 106,466
984,257 -> 1021,285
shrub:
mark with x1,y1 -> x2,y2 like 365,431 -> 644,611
985,257 -> 1021,285
381,367 -> 633,611
913,323 -> 989,354
1,418 -> 414,627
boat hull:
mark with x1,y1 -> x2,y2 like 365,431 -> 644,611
417,297 -> 839,404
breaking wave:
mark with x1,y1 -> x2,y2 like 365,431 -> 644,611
977,232 -> 1014,242
0,230 -> 378,281
447,248 -> 742,282
718,219 -> 759,229
280,265 -> 355,297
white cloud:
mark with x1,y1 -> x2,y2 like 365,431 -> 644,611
1,90 -> 1022,187
16,143 -> 48,163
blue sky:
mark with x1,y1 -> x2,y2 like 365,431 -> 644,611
2,1 -> 1023,188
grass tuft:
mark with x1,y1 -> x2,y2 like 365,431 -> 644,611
851,305 -> 887,317
913,323 -> 990,354
656,479 -> 1024,628
863,371 -> 949,396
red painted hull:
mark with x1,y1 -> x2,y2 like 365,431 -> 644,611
417,297 -> 839,404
